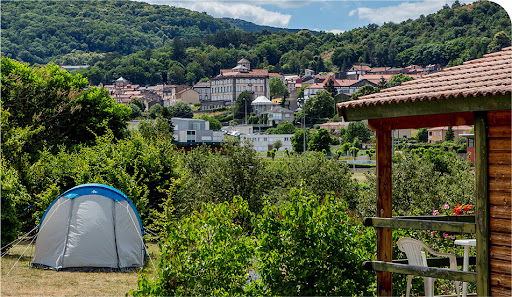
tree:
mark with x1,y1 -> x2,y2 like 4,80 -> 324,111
148,103 -> 163,119
169,102 -> 193,118
297,84 -> 311,99
273,139 -> 283,151
308,128 -> 331,152
349,84 -> 380,101
487,31 -> 510,53
1,57 -> 130,166
416,128 -> 429,143
139,115 -> 174,141
129,97 -> 146,111
199,115 -> 222,131
233,91 -> 253,119
352,136 -> 361,149
445,126 -> 455,141
129,103 -> 143,119
341,142 -> 351,156
323,79 -> 337,98
291,129 -> 311,153
388,74 -> 414,87
269,77 -> 287,99
345,121 -> 372,143
304,90 -> 335,124
266,122 -> 296,134
366,149 -> 374,160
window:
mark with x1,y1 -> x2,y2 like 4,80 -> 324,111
187,131 -> 196,142
192,122 -> 200,130
199,95 -> 202,100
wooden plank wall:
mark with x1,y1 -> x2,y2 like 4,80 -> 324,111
487,110 -> 512,297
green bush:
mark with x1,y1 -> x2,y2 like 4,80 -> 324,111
253,188 -> 376,296
1,164 -> 27,246
131,197 -> 255,296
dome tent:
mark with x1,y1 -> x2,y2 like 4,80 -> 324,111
32,184 -> 145,271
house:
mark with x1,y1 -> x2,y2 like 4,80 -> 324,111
318,122 -> 352,133
427,126 -> 473,143
241,134 -> 294,152
171,118 -> 224,143
304,77 -> 379,99
174,88 -> 199,105
193,81 -> 211,102
304,69 -> 315,76
261,106 -> 294,126
348,65 -> 371,75
368,67 -> 390,75
210,58 -> 271,106
251,95 -> 274,115
337,47 -> 511,296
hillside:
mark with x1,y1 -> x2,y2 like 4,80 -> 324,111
1,0 -> 236,64
2,0 -> 510,87
222,18 -> 310,34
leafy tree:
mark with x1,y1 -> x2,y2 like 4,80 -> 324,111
200,115 -> 222,131
416,128 -> 429,143
1,164 -> 27,247
349,84 -> 380,101
297,84 -> 311,99
129,97 -> 146,111
388,73 -> 414,87
131,197 -> 255,296
273,140 -> 283,151
366,149 -> 374,160
148,103 -> 163,119
169,102 -> 193,118
304,90 -> 335,124
291,129 -> 311,153
345,121 -> 372,143
139,115 -> 174,141
341,142 -> 351,156
308,128 -> 331,152
233,90 -> 253,119
349,147 -> 360,160
266,122 -> 296,134
269,77 -> 287,99
323,79 -> 337,98
129,104 -> 143,119
1,57 -> 130,165
254,188 -> 376,296
487,31 -> 510,53
445,126 -> 455,141
352,136 -> 361,149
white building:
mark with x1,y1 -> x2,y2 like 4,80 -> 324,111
241,134 -> 294,152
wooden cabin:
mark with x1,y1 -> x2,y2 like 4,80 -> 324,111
337,47 -> 511,296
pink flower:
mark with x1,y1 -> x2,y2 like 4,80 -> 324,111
433,210 -> 439,216
444,204 -> 450,210
443,232 -> 449,239
430,231 -> 435,238
450,235 -> 456,240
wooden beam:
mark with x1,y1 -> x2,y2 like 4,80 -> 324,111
385,215 -> 475,222
363,217 -> 476,233
362,261 -> 477,283
474,111 -> 490,296
376,128 -> 393,296
368,112 -> 474,131
341,95 -> 511,121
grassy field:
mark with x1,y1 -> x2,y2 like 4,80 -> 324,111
1,242 -> 159,296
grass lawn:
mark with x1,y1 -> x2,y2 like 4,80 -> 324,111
1,241 -> 160,296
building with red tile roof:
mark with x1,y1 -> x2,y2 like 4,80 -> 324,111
211,58 -> 270,105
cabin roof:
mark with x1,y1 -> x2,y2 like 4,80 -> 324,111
337,47 -> 512,120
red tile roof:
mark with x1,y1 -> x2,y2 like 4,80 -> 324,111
338,47 -> 512,112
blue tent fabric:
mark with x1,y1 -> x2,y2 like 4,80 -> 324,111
39,183 -> 143,233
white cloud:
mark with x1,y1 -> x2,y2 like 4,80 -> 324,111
349,0 -> 451,24
141,0 -> 292,27
314,28 -> 345,34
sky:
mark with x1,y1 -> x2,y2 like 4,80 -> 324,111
138,0 -> 512,34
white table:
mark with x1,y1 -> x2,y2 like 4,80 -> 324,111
454,239 -> 476,297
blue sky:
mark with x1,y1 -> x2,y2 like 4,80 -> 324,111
139,0 -> 511,33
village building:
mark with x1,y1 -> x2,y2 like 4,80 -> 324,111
210,58 -> 275,106
427,125 -> 473,143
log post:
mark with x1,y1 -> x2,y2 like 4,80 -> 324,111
376,128 -> 393,296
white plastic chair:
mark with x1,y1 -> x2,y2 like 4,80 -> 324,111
397,237 -> 460,297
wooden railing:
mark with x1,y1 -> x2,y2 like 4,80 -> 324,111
362,215 -> 477,283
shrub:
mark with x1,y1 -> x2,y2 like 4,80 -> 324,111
131,197 -> 255,296
253,188 -> 376,296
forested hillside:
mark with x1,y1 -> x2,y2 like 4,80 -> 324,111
222,17 -> 307,34
2,0 -> 510,87
1,0 -> 235,64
